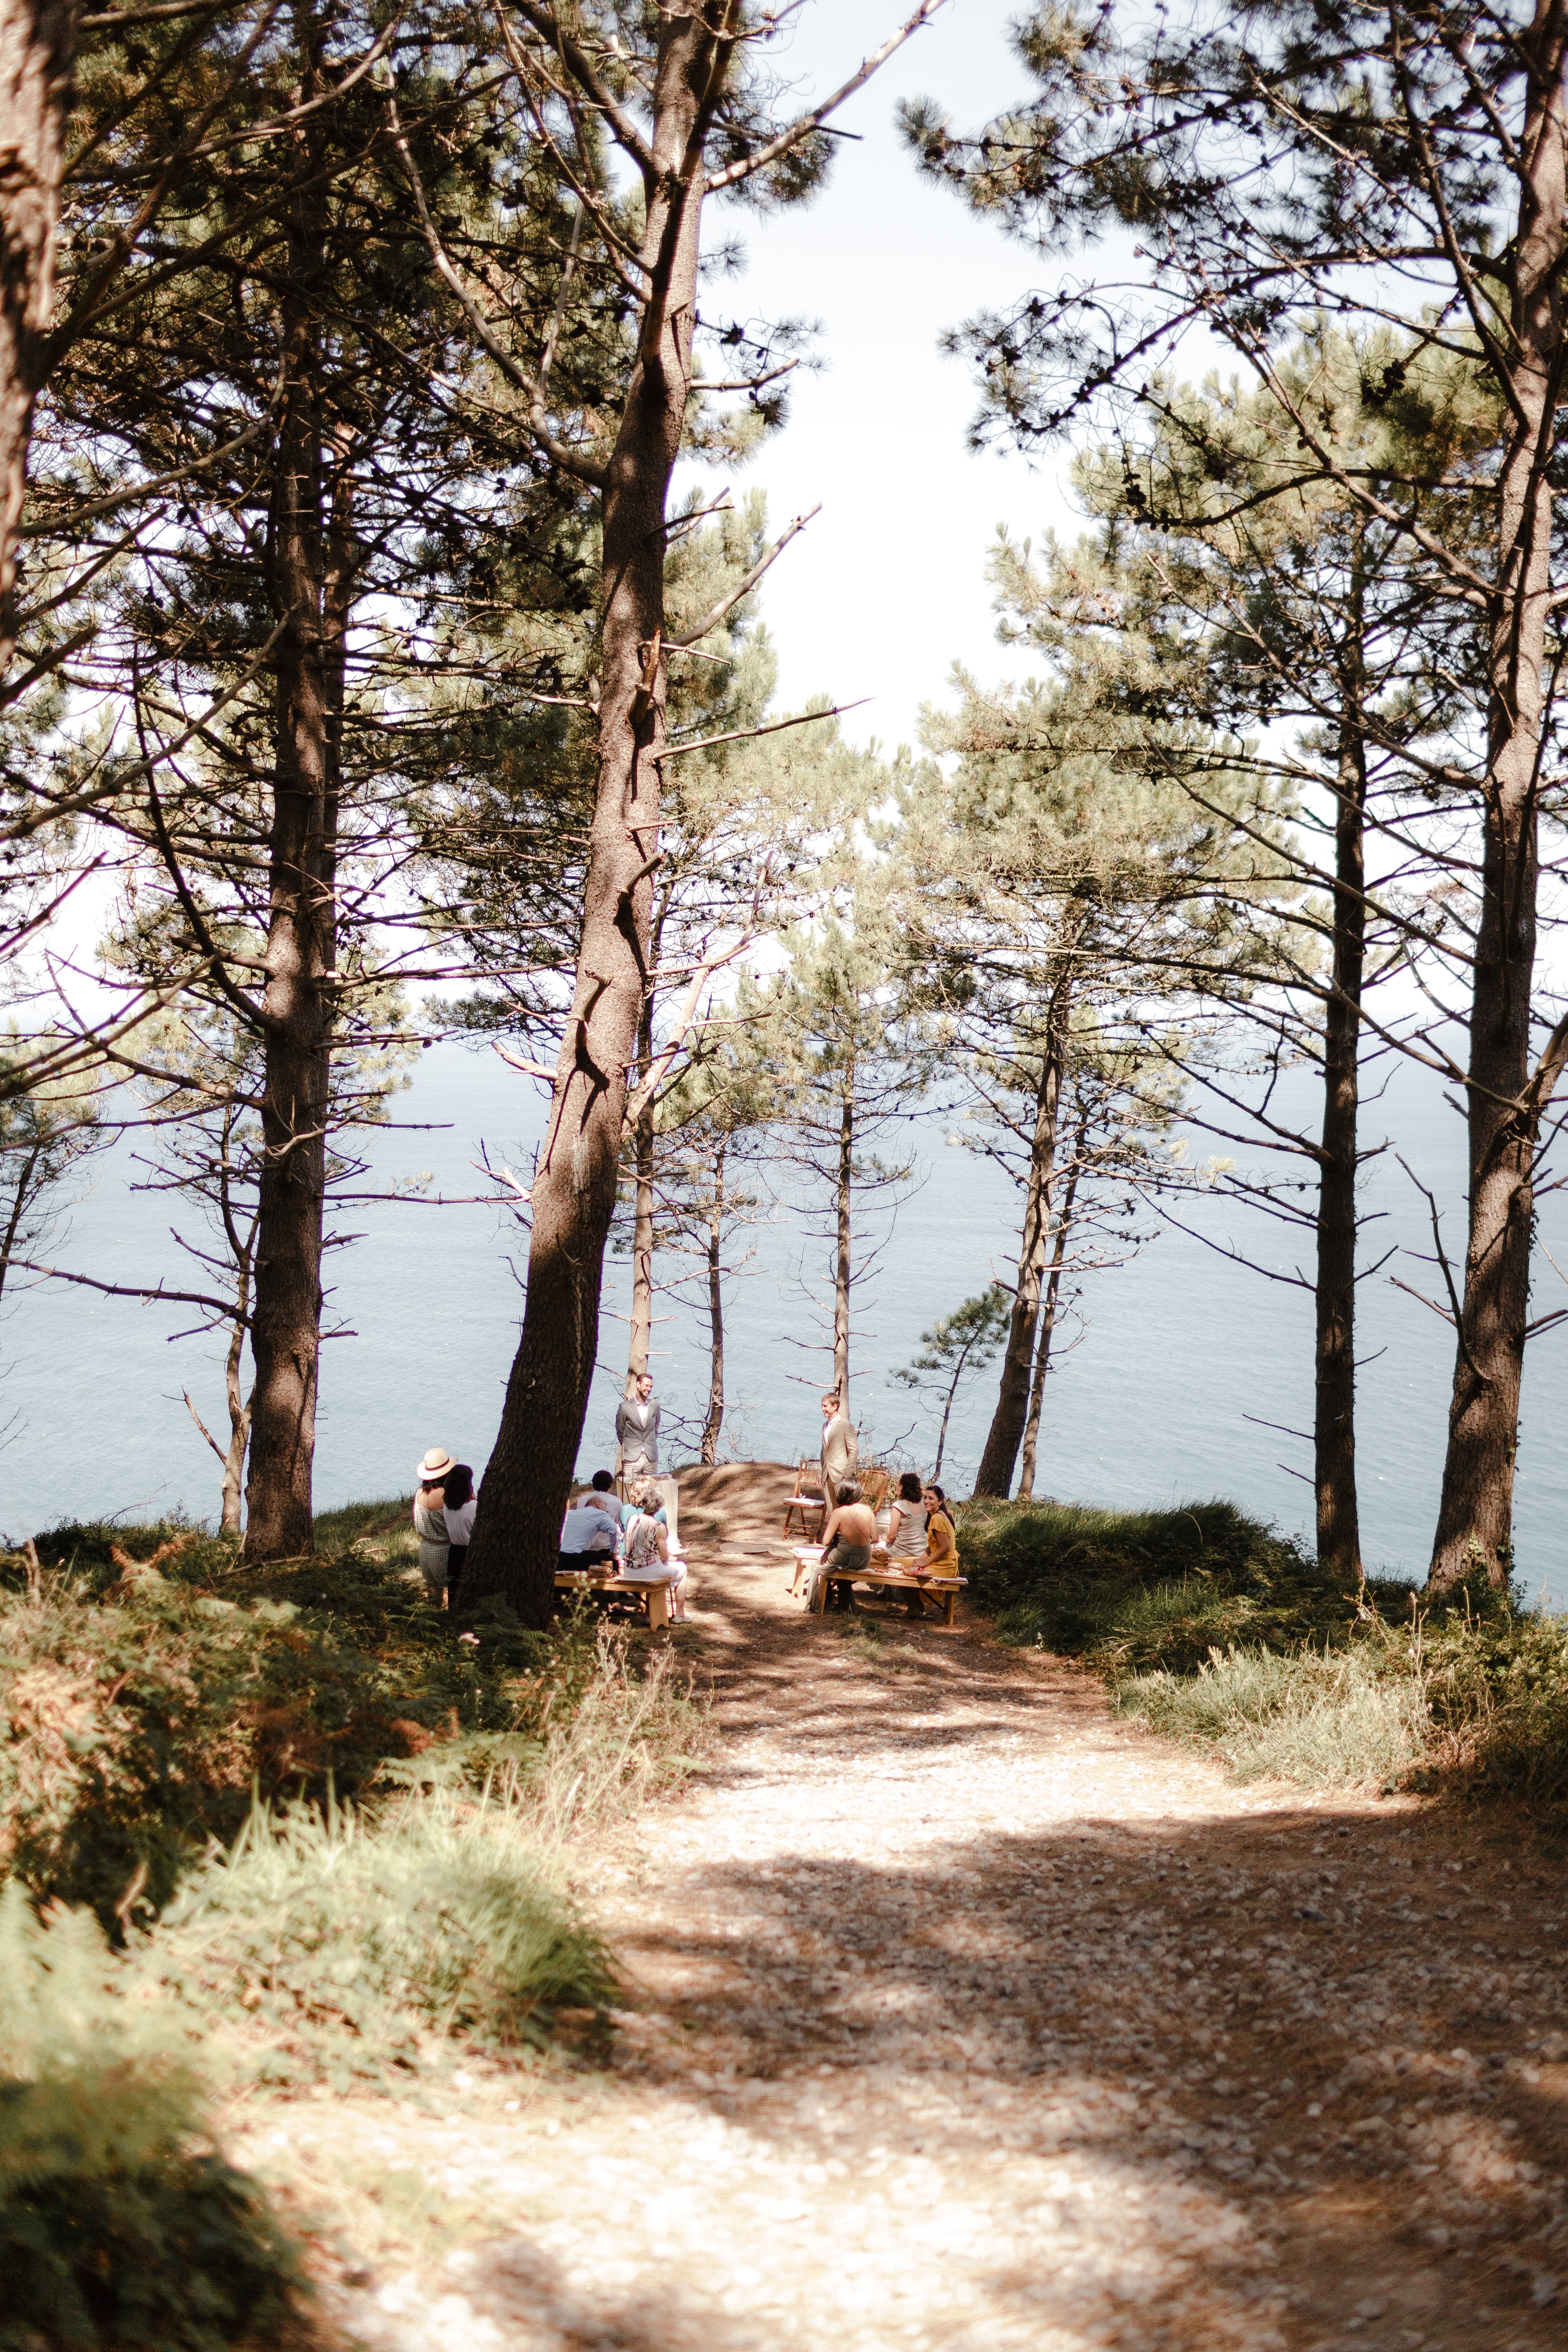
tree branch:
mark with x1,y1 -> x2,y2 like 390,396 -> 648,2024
668,501 -> 820,646
704,0 -> 948,194
653,694 -> 866,762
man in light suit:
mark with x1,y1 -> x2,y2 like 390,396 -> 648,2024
819,1389 -> 858,1503
615,1371 -> 661,1496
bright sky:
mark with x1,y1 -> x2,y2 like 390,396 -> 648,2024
698,0 -> 1067,754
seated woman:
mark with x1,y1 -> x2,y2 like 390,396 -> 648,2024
883,1470 -> 928,1559
619,1479 -> 688,1620
902,1483 -> 957,1619
808,1479 -> 877,1614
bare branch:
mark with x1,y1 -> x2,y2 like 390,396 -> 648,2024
668,501 -> 820,646
653,693 -> 866,762
11,1260 -> 247,1321
183,1388 -> 229,1463
704,0 -> 948,195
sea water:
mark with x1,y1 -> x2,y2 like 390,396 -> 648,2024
3,1041 -> 1564,1603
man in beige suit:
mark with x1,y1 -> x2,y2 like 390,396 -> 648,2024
819,1390 -> 858,1502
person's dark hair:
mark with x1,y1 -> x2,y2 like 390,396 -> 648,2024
590,1469 -> 614,1491
898,1471 -> 923,1503
924,1482 -> 947,1504
835,1479 -> 861,1508
443,1464 -> 474,1510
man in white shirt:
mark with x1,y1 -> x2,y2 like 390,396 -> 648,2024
559,1489 -> 621,1572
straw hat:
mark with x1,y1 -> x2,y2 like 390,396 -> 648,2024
416,1446 -> 457,1482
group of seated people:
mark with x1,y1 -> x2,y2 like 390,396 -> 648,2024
558,1468 -> 689,1619
795,1470 -> 956,1617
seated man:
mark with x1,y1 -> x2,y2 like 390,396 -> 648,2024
559,1485 -> 621,1573
591,1465 -> 666,1535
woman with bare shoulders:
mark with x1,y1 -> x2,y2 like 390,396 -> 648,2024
808,1478 -> 877,1614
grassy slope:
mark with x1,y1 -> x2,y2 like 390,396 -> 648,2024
958,1493 -> 1568,1806
0,1501 -> 703,2344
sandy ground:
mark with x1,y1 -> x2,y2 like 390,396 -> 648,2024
237,1463 -> 1568,2352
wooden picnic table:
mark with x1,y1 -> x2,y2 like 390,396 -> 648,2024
794,1544 -> 966,1628
554,1564 -> 677,1630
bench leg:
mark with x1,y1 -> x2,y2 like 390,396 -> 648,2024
943,1589 -> 956,1628
646,1583 -> 670,1631
815,1570 -> 829,1615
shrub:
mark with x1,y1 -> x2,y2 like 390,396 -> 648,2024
1421,1605 -> 1568,1806
0,1886 -> 310,2351
1116,1643 -> 1431,1788
0,1539 -> 531,1924
140,1788 -> 616,2090
958,1495 -> 1415,1672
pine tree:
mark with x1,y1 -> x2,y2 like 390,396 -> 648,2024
999,327 -> 1492,1569
36,0 -> 608,1554
911,608 -> 1298,1499
905,0 -> 1568,1585
460,4 -> 944,1622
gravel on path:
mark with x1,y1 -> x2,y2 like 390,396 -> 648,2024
243,1463 -> 1568,2352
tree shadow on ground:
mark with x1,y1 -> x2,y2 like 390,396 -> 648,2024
600,1803 -> 1568,2351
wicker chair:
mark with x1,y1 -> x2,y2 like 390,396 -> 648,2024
858,1466 -> 893,1513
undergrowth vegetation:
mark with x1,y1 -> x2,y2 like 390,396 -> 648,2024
0,1884 -> 314,2350
0,1504 -> 704,2344
962,1494 -> 1568,1807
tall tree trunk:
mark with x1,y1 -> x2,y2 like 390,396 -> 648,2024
0,0 -> 74,679
216,1101 -> 255,1537
833,1071 -> 853,1403
625,983 -> 655,1391
1315,628 -> 1367,1583
973,958 -> 1073,1497
463,14 -> 731,1622
245,27 -> 335,1562
1018,1143 -> 1081,1501
219,1351 -> 252,1535
1430,1 -> 1568,1591
931,1350 -> 970,1483
701,1136 -> 726,1465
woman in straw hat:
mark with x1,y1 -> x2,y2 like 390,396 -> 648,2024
412,1447 -> 457,1605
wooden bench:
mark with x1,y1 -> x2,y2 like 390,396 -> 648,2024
795,1546 -> 967,1628
553,1566 -> 677,1630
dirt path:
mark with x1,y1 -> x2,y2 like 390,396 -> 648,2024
256,1465 -> 1568,2352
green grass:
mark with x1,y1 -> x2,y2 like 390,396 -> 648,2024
0,1504 -> 702,1929
960,1492 -> 1568,1805
0,1885 -> 312,2350
141,1785 -> 615,2091
1115,1642 -> 1431,1789
957,1494 -> 1415,1671
0,1497 -> 708,2342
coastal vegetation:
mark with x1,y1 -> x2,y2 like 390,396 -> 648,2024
0,1509 -> 702,2335
964,1496 -> 1568,1807
5,2 -> 1568,2337
4,0 -> 1566,1620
